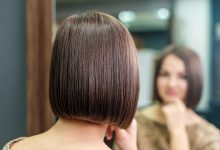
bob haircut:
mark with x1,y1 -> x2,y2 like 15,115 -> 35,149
153,45 -> 203,108
49,11 -> 139,128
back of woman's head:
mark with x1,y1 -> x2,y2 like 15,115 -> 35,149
153,44 -> 203,108
49,11 -> 140,128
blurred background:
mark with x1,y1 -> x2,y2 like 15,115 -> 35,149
1,0 -> 220,147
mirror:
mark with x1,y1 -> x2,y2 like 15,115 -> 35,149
55,0 -> 172,108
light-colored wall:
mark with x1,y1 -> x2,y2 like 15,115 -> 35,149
137,49 -> 160,108
172,0 -> 211,111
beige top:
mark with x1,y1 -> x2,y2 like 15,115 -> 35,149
136,107 -> 220,150
2,137 -> 25,150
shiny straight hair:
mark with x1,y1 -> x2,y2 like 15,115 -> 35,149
49,11 -> 139,128
153,45 -> 203,108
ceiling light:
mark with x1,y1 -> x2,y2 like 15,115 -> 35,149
157,8 -> 170,20
118,11 -> 136,22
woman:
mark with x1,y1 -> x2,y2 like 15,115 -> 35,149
3,11 -> 139,150
136,45 -> 220,150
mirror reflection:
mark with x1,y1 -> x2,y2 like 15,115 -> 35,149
55,0 -> 220,137
56,0 -> 172,108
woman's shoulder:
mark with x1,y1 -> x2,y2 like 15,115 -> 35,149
136,103 -> 160,121
190,118 -> 220,137
187,115 -> 220,149
2,137 -> 26,150
136,106 -> 152,123
135,104 -> 170,150
2,133 -> 48,150
188,111 -> 220,135
135,103 -> 166,130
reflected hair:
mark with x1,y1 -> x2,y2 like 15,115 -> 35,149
49,11 -> 139,128
153,45 -> 203,108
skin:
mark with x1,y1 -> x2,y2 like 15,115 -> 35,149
10,119 -> 137,150
139,53 -> 211,150
157,54 -> 188,104
106,119 -> 137,150
157,54 -> 190,150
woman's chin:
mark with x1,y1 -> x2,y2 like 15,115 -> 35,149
162,97 -> 178,104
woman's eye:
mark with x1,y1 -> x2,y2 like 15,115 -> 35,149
158,71 -> 168,76
179,74 -> 187,79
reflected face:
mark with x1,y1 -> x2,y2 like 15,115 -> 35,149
157,54 -> 188,104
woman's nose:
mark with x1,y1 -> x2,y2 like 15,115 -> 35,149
167,77 -> 177,87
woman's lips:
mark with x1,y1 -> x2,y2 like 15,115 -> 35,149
165,91 -> 177,96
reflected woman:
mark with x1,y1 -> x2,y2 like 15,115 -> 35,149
136,45 -> 220,150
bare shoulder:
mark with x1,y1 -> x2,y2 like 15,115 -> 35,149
10,133 -> 48,150
2,137 -> 25,150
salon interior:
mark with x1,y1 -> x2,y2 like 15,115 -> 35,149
0,0 -> 220,147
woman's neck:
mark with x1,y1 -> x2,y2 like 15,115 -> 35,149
46,118 -> 108,146
10,118 -> 110,150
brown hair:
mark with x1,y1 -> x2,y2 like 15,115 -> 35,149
49,12 -> 139,128
153,45 -> 203,108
